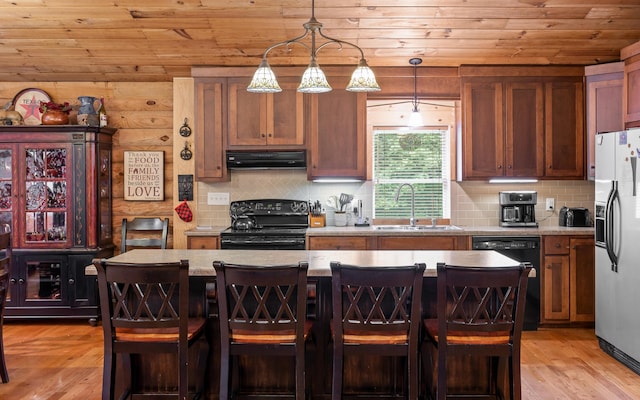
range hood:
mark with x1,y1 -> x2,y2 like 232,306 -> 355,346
226,151 -> 307,169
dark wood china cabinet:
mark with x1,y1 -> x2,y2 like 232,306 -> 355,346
0,125 -> 115,319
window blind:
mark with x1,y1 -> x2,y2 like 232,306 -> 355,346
373,127 -> 450,219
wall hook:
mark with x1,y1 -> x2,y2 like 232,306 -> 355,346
179,117 -> 192,137
180,141 -> 192,160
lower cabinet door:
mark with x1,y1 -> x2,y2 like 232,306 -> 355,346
543,254 -> 570,321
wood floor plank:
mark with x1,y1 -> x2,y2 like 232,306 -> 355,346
1,322 -> 639,399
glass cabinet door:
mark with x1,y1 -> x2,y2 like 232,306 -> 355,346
23,145 -> 71,247
0,146 -> 14,231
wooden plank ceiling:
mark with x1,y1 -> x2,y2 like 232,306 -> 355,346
0,0 -> 639,82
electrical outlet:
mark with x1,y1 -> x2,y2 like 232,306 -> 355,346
207,192 -> 229,205
545,198 -> 555,211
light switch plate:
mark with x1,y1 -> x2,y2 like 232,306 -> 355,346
207,192 -> 229,205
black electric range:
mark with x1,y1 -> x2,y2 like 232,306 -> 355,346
219,199 -> 309,250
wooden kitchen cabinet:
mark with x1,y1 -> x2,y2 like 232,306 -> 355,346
376,235 -> 468,250
544,81 -> 585,178
460,66 -> 584,180
195,78 -> 228,181
0,126 -> 115,319
227,77 -> 305,148
461,79 -> 543,179
307,236 -> 375,250
585,62 -> 624,180
307,234 -> 468,250
307,77 -> 368,180
187,235 -> 219,249
570,237 -> 595,322
621,41 -> 640,128
542,235 -> 595,324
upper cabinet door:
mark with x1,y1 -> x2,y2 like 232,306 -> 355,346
195,78 -> 227,181
228,77 -> 305,148
544,81 -> 585,178
585,62 -> 624,180
505,81 -> 544,177
624,55 -> 640,128
307,82 -> 367,180
462,80 -> 505,179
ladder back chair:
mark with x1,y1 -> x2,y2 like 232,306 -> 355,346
0,229 -> 11,383
95,258 -> 207,400
424,262 -> 532,400
330,261 -> 426,399
213,261 -> 311,400
121,217 -> 169,252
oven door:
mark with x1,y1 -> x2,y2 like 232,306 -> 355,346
220,235 -> 306,250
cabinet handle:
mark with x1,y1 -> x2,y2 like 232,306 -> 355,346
68,278 -> 75,285
497,164 -> 503,169
261,133 -> 266,138
18,278 -> 25,284
268,133 -> 273,137
10,278 -> 17,284
549,165 -> 553,169
508,164 -> 512,169
555,243 -> 561,248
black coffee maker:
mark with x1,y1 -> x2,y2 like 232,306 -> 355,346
499,191 -> 538,227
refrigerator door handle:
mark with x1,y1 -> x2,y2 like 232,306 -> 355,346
605,180 -> 619,271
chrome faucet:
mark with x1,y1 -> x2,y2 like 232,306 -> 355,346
395,183 -> 418,226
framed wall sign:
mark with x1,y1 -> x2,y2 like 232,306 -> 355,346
124,151 -> 164,201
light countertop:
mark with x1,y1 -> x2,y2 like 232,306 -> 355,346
186,225 -> 594,237
86,249 -> 533,278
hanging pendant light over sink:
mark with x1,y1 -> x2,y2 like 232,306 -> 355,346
247,0 -> 381,94
408,57 -> 424,127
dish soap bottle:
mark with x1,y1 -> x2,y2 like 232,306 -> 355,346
98,98 -> 108,127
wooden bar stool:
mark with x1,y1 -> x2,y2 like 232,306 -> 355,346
95,258 -> 207,399
213,261 -> 311,400
423,262 -> 532,400
330,261 -> 425,399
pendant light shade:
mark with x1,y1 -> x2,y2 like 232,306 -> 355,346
247,0 -> 380,94
408,57 -> 424,127
247,59 -> 282,93
298,58 -> 332,93
346,59 -> 381,92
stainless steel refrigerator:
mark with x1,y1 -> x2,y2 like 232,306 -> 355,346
595,128 -> 640,374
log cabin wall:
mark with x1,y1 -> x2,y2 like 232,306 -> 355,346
0,82 -> 175,252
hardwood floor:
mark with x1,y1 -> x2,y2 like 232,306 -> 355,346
1,321 -> 639,399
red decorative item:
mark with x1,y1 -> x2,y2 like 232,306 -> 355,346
174,200 -> 193,222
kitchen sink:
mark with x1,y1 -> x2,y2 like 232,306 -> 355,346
374,225 -> 462,231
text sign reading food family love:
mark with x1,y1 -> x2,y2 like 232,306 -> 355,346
124,151 -> 164,201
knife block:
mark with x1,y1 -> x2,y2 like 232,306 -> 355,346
309,214 -> 326,228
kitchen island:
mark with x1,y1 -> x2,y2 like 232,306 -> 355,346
90,248 -> 523,276
88,249 -> 525,399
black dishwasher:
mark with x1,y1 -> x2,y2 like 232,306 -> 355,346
471,236 -> 540,331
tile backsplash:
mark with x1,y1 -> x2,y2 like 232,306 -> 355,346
196,170 -> 594,228
453,180 -> 594,227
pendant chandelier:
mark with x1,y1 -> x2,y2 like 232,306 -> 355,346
247,0 -> 381,94
408,57 -> 424,127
